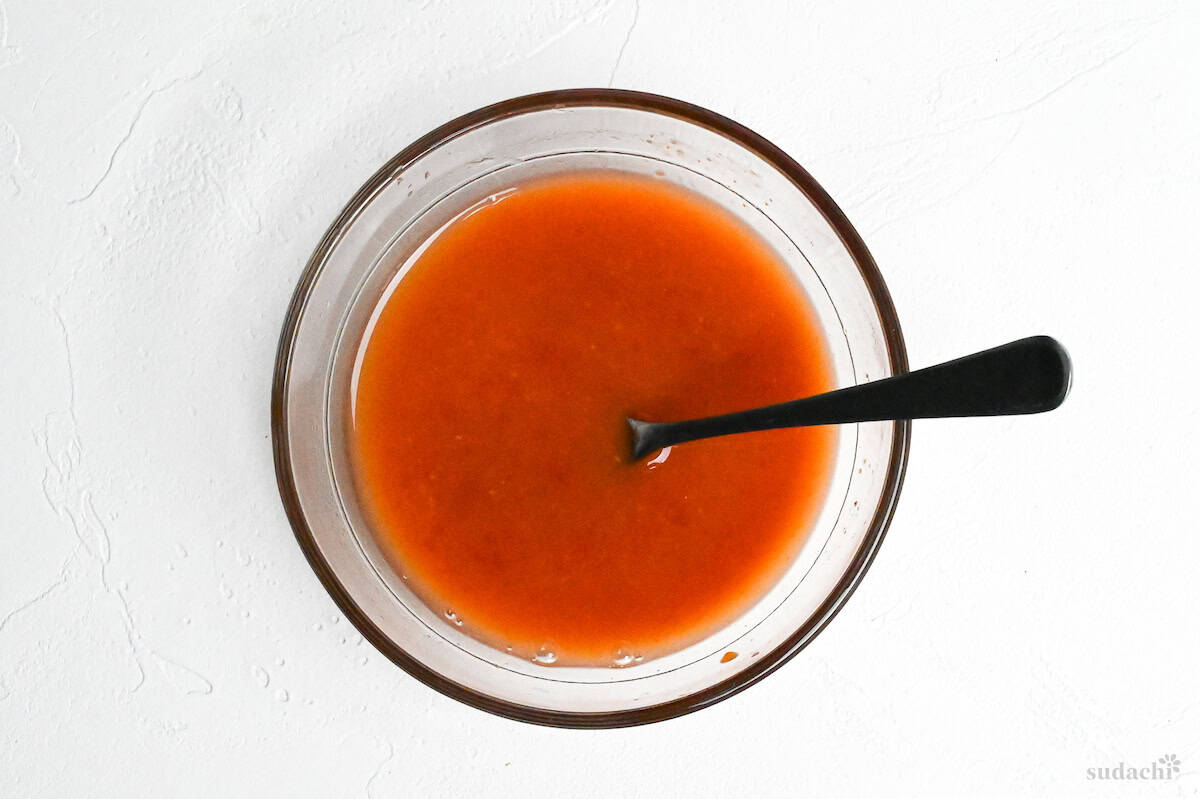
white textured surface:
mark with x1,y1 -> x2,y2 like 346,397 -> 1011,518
3,1 -> 1199,795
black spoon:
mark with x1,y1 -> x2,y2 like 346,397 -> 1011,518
628,335 -> 1072,462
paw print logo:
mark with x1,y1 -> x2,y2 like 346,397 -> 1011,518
1158,754 -> 1181,776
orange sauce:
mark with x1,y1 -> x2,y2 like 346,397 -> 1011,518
349,171 -> 835,664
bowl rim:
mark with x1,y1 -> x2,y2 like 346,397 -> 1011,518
271,88 -> 911,728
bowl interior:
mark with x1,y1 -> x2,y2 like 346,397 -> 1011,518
273,91 -> 907,726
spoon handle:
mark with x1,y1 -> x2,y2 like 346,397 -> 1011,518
630,336 -> 1072,460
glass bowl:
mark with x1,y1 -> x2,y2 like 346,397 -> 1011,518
272,89 -> 909,727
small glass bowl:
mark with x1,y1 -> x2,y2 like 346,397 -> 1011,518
272,90 -> 909,727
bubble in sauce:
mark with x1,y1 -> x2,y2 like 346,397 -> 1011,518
612,650 -> 638,668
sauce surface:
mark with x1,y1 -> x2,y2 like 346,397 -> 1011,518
349,171 -> 836,664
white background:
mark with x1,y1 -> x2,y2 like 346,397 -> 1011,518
2,0 -> 1198,796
